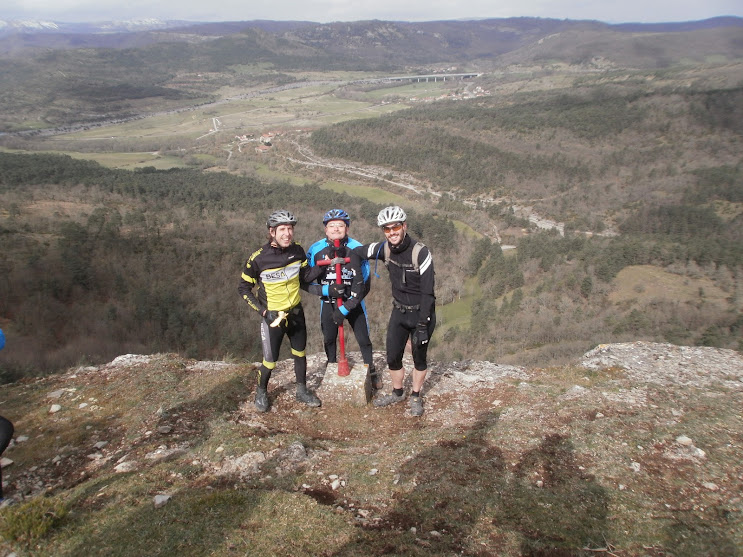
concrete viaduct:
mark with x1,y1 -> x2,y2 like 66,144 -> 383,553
382,72 -> 481,83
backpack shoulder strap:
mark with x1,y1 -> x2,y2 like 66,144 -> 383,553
385,241 -> 425,272
410,242 -> 424,273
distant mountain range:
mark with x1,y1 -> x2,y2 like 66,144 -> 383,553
1,15 -> 741,62
1,15 -> 741,38
0,18 -> 321,52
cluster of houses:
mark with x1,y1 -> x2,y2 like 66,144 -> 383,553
409,85 -> 491,103
234,131 -> 279,154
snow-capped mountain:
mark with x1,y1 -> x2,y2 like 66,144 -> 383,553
0,19 -> 61,32
0,18 -> 193,35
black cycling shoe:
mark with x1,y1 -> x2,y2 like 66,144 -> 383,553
255,387 -> 270,412
373,392 -> 405,407
409,396 -> 424,417
296,384 -> 321,407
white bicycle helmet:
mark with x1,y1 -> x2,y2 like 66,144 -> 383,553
267,209 -> 297,228
377,206 -> 407,227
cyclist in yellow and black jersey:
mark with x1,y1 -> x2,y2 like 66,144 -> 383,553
240,242 -> 310,316
238,210 -> 330,413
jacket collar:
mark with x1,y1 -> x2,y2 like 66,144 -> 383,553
389,233 -> 410,254
325,237 -> 348,248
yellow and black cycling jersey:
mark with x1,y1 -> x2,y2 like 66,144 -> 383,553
239,242 -> 320,314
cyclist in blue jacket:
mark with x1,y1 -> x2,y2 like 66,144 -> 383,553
307,209 -> 380,388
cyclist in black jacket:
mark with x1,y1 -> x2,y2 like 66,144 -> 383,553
353,206 -> 435,417
238,210 -> 325,412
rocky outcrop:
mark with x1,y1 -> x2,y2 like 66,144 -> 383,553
580,341 -> 743,388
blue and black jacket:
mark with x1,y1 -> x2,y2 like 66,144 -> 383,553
306,236 -> 370,318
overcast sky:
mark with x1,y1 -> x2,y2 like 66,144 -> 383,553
2,0 -> 742,25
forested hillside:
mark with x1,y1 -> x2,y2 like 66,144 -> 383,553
1,146 -> 740,380
310,84 -> 743,227
305,76 -> 743,364
0,152 -> 463,379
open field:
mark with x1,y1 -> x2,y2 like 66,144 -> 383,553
435,277 -> 480,333
610,265 -> 731,308
452,220 -> 484,239
0,147 -> 192,170
361,80 -> 460,100
42,81 -> 410,143
253,164 -> 411,205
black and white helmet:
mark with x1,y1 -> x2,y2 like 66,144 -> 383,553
377,206 -> 407,227
267,209 -> 297,228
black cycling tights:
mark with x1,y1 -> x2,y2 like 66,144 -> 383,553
258,305 -> 307,389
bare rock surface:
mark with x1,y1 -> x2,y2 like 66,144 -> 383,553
580,341 -> 743,388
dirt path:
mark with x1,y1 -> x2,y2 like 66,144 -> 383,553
279,137 -> 574,242
284,138 -> 437,197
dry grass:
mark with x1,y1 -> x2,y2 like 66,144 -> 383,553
610,265 -> 730,308
0,349 -> 741,556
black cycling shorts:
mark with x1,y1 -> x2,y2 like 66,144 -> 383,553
386,305 -> 436,371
